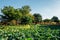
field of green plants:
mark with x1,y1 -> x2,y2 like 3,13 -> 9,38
0,24 -> 60,40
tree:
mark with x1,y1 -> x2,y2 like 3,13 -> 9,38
1,6 -> 22,25
18,5 -> 33,24
43,19 -> 51,22
20,15 -> 32,24
51,16 -> 59,22
1,6 -> 22,21
33,13 -> 42,24
20,5 -> 31,15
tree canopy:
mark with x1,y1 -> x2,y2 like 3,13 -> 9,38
51,16 -> 59,22
20,5 -> 31,15
43,19 -> 51,22
1,6 -> 22,21
33,13 -> 42,24
1,5 -> 33,25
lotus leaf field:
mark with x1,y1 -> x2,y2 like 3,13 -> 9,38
0,24 -> 60,40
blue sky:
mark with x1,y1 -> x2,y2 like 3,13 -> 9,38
0,0 -> 60,19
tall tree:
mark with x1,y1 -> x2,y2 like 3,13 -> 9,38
51,16 -> 59,22
20,5 -> 31,15
33,13 -> 42,24
20,15 -> 33,24
1,6 -> 22,21
20,5 -> 33,24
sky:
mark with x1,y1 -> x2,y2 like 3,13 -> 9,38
0,0 -> 60,19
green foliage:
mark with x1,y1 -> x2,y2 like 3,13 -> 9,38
18,5 -> 33,25
0,25 -> 60,40
43,19 -> 51,22
20,15 -> 32,24
1,5 -> 33,25
33,13 -> 42,23
51,16 -> 59,22
1,6 -> 22,21
21,5 -> 31,14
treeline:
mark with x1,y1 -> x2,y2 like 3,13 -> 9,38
0,5 -> 60,25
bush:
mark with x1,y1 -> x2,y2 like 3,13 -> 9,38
0,25 -> 60,40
